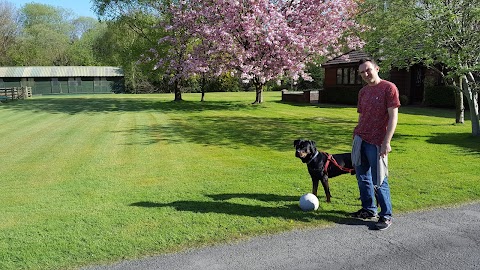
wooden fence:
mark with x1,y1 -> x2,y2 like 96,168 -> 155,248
0,87 -> 32,102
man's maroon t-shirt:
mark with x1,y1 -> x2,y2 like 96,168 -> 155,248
354,80 -> 401,146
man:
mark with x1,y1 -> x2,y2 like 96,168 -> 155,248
351,58 -> 400,230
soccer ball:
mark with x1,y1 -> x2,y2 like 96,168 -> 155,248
299,193 -> 319,211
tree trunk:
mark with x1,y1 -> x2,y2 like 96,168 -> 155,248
131,65 -> 137,94
455,84 -> 464,124
174,80 -> 182,101
200,74 -> 205,102
467,98 -> 480,136
461,76 -> 480,136
253,82 -> 264,104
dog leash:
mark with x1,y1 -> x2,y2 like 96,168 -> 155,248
322,152 -> 355,175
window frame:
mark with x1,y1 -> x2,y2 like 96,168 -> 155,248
336,67 -> 362,85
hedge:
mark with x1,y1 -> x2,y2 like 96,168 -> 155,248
319,86 -> 359,105
424,85 -> 457,108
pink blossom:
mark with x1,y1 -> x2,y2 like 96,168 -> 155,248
152,0 -> 363,102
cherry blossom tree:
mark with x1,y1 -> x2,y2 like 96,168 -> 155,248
155,0 -> 363,103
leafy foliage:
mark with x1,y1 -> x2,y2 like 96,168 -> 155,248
92,0 -> 177,94
3,2 -> 106,66
0,1 -> 18,65
358,0 -> 480,135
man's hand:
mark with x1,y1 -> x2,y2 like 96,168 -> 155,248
380,142 -> 391,157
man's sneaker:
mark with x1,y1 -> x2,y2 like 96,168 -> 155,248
375,217 -> 392,230
350,209 -> 378,220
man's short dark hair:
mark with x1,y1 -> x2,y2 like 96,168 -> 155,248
358,58 -> 378,67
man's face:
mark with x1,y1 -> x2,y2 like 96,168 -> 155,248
358,61 -> 380,85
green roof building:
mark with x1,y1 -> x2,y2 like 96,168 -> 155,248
0,66 -> 124,95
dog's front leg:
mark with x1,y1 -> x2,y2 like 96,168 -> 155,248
320,175 -> 331,202
311,178 -> 319,197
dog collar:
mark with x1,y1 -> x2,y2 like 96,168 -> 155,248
307,151 -> 319,164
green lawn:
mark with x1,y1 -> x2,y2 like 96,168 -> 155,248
1,92 -> 479,270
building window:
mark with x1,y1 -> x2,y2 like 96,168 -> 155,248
336,68 -> 343,84
336,67 -> 362,85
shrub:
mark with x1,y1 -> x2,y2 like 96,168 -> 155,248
320,86 -> 359,105
424,85 -> 456,108
184,73 -> 244,93
400,95 -> 409,106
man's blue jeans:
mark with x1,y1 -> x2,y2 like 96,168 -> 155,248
355,141 -> 392,219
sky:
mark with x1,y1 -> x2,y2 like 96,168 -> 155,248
13,0 -> 98,18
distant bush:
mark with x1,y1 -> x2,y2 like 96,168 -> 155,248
178,73 -> 245,93
424,85 -> 456,108
205,73 -> 243,92
320,86 -> 359,105
400,95 -> 409,106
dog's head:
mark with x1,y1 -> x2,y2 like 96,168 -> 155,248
294,139 -> 317,163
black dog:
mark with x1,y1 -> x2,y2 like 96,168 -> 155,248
294,139 -> 355,202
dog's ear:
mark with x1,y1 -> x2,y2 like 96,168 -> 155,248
293,139 -> 301,147
308,140 -> 317,152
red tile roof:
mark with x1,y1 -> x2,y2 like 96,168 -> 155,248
322,50 -> 371,66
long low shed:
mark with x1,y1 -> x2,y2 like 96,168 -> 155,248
0,66 -> 124,95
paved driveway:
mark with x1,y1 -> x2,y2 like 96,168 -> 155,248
83,202 -> 480,270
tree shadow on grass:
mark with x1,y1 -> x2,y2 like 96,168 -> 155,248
4,97 -> 256,115
427,132 -> 480,155
206,193 -> 298,202
6,97 -> 357,151
394,132 -> 480,156
121,115 -> 356,152
130,193 -> 367,226
276,101 -> 357,110
398,106 -> 473,120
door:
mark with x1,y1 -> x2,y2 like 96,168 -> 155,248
410,65 -> 425,103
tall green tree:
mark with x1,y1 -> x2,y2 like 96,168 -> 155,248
9,2 -> 105,67
13,3 -> 73,65
13,24 -> 70,65
67,19 -> 106,65
358,0 -> 480,136
92,16 -> 164,93
92,0 -> 169,93
71,16 -> 99,40
0,0 -> 18,65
